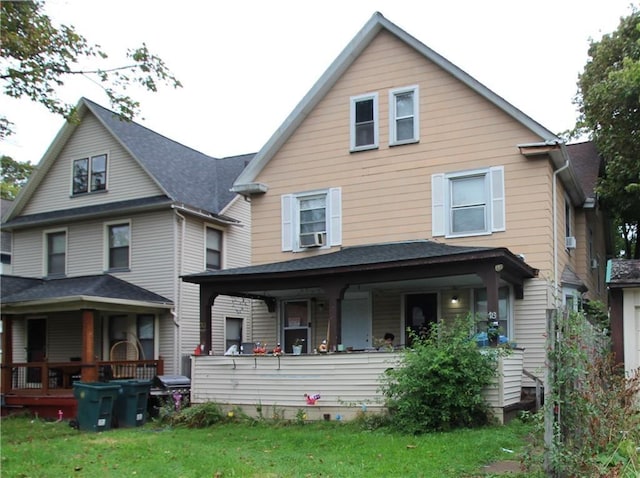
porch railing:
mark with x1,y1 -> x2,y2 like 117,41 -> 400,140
1,359 -> 164,394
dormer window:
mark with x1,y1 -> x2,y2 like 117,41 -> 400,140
73,154 -> 107,195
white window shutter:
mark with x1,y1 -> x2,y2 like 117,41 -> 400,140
431,174 -> 445,236
490,166 -> 505,232
329,187 -> 342,246
281,194 -> 293,251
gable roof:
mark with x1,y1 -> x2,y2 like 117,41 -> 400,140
6,98 -> 252,222
0,273 -> 173,310
232,11 -> 561,194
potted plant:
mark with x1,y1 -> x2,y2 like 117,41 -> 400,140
292,338 -> 305,355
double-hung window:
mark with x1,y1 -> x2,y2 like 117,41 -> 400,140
281,188 -> 342,252
46,230 -> 66,276
72,154 -> 107,195
350,93 -> 378,151
432,166 -> 505,237
206,227 -> 222,270
389,85 -> 419,145
107,222 -> 130,270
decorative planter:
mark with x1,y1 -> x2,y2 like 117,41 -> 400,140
292,345 -> 303,355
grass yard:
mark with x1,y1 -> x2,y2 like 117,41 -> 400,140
0,415 -> 539,477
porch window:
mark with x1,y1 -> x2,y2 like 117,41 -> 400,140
107,222 -> 130,270
281,188 -> 341,252
389,85 -> 419,145
206,227 -> 222,270
283,300 -> 309,354
72,154 -> 107,195
46,230 -> 66,276
137,314 -> 155,360
431,166 -> 505,238
474,287 -> 510,338
350,93 -> 378,151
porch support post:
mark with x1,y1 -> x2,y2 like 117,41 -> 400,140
478,264 -> 501,343
322,282 -> 349,351
81,309 -> 98,382
200,285 -> 217,355
1,315 -> 13,393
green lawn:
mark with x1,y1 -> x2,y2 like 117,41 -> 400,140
1,415 -> 539,477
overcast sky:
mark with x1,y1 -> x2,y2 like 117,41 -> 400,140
1,0 -> 637,165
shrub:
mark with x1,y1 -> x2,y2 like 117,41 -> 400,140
168,402 -> 225,428
380,315 -> 499,434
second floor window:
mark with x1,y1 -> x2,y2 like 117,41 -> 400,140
46,230 -> 66,276
281,188 -> 342,252
389,85 -> 419,145
73,154 -> 107,195
108,223 -> 130,270
206,227 -> 222,270
350,93 -> 378,151
432,166 -> 505,238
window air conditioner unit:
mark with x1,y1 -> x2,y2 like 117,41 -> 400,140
591,258 -> 599,269
565,236 -> 576,249
300,232 -> 326,248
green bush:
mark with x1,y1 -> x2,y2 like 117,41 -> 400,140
167,402 -> 225,428
381,315 -> 499,434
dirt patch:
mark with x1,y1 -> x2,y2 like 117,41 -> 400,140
481,460 -> 523,474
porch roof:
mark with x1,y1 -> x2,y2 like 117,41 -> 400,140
0,274 -> 173,313
182,240 -> 538,291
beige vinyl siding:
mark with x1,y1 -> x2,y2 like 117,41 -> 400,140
513,278 -> 551,385
23,114 -> 162,216
11,229 -> 42,277
249,301 -> 277,348
250,30 -> 553,275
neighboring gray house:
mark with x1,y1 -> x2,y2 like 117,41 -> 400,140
1,199 -> 13,274
0,98 -> 252,417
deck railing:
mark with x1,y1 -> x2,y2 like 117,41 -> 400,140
1,359 -> 164,394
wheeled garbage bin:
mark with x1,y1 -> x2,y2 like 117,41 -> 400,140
73,382 -> 121,432
111,379 -> 152,427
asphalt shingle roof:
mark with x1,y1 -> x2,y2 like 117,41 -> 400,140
1,274 -> 172,305
184,240 -> 496,279
607,259 -> 640,286
566,141 -> 602,200
84,98 -> 252,214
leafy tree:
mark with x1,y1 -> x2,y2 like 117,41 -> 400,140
1,155 -> 34,200
574,7 -> 640,258
0,1 -> 181,139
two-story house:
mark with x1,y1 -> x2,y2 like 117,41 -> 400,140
183,12 -> 609,421
0,98 -> 252,417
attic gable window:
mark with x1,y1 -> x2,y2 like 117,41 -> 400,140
350,93 -> 378,151
73,154 -> 107,195
389,85 -> 419,145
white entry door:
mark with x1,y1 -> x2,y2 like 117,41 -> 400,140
341,292 -> 371,350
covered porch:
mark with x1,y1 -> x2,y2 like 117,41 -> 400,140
183,240 -> 540,421
1,274 -> 172,418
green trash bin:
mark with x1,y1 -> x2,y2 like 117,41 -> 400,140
73,382 -> 121,432
110,379 -> 152,428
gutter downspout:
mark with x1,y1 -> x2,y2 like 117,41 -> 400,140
172,208 -> 187,374
553,159 -> 570,308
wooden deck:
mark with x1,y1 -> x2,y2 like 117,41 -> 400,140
1,359 -> 163,419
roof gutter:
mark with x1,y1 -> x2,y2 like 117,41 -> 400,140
171,204 -> 242,226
